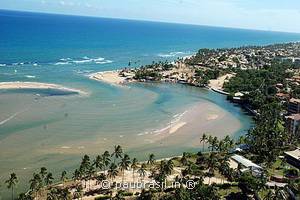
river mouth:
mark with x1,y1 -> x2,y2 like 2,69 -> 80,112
0,81 -> 252,195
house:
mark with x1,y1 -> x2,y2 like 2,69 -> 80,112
285,114 -> 300,136
284,148 -> 300,169
288,98 -> 300,114
230,154 -> 264,177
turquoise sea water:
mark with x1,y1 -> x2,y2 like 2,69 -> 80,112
1,10 -> 300,198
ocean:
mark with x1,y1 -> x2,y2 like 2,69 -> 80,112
0,9 -> 300,198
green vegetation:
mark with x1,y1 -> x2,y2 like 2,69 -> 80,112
3,43 -> 300,199
134,61 -> 172,81
194,68 -> 221,85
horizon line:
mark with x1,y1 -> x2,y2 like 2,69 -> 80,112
1,8 -> 300,35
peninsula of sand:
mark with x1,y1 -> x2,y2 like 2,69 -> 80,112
0,81 -> 87,95
89,70 -> 132,85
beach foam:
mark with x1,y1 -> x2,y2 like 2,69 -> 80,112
158,51 -> 191,58
25,75 -> 36,79
0,56 -> 113,68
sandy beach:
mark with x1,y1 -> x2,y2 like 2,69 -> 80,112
208,73 -> 235,90
0,81 -> 87,95
89,70 -> 128,85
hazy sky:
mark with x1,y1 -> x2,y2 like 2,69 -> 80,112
1,0 -> 300,33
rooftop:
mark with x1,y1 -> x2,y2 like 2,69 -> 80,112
286,114 -> 300,121
231,154 -> 262,169
284,148 -> 300,160
290,98 -> 300,104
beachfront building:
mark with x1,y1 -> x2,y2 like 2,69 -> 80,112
286,114 -> 300,136
284,148 -> 300,169
230,154 -> 263,177
288,98 -> 300,114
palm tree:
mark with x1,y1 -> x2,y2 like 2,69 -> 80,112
208,136 -> 219,152
5,173 -> 18,200
80,155 -> 91,174
61,171 -> 67,185
207,153 -> 218,184
218,158 -> 230,184
200,133 -> 208,152
180,152 -> 189,166
93,155 -> 104,172
165,160 -> 174,176
87,165 -> 95,191
119,154 -> 131,185
73,169 -> 81,182
147,154 -> 155,170
108,163 -> 118,182
45,172 -> 54,186
138,163 -> 147,182
111,145 -> 123,164
131,158 -> 138,182
39,167 -> 47,186
102,151 -> 111,175
29,173 -> 42,199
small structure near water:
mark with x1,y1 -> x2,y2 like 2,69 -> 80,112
231,154 -> 263,177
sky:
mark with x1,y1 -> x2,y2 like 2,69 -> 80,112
1,0 -> 300,33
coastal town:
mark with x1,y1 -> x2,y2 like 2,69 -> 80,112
87,43 -> 300,199
2,0 -> 300,199
3,42 -> 300,200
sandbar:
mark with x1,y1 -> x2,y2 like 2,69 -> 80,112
0,81 -> 87,95
89,70 -> 128,85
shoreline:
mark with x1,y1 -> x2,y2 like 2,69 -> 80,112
89,70 -> 235,96
89,70 -> 133,85
0,81 -> 88,96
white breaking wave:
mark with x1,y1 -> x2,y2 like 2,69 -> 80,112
73,57 -> 105,64
95,60 -> 113,64
25,75 -> 36,79
54,62 -> 71,65
0,56 -> 113,68
158,51 -> 190,58
59,58 -> 72,61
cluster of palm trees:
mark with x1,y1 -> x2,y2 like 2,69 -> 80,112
1,134 -> 253,200
2,145 -> 159,200
2,135 -> 234,200
197,133 -> 239,185
200,134 -> 235,153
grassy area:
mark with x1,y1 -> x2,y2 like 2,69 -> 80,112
267,158 -> 285,176
218,185 -> 241,197
266,157 -> 297,177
